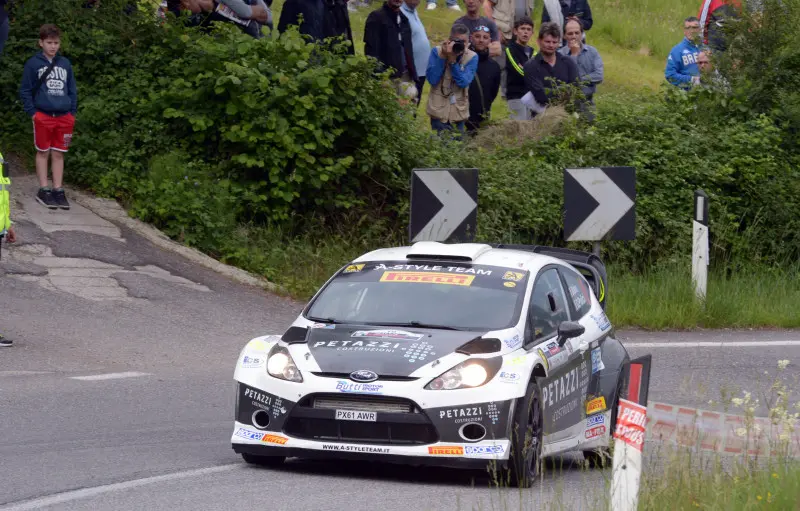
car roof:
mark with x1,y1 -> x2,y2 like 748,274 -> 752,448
351,242 -> 570,275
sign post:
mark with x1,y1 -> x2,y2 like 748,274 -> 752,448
563,167 -> 637,255
692,190 -> 709,303
610,355 -> 653,511
409,168 -> 479,243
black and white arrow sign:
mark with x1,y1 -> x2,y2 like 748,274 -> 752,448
409,168 -> 478,243
563,167 -> 636,242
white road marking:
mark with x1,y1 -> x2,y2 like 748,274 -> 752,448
0,464 -> 241,511
625,341 -> 800,348
69,371 -> 152,381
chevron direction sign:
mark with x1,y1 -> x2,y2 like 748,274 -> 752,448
563,167 -> 636,242
409,168 -> 479,243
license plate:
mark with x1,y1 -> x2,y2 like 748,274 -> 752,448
335,409 -> 378,422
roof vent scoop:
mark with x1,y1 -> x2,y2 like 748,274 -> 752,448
406,242 -> 493,262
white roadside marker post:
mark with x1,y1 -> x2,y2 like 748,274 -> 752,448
610,356 -> 652,511
692,190 -> 709,303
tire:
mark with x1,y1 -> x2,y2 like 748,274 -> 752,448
506,379 -> 544,488
241,452 -> 286,467
583,366 -> 627,469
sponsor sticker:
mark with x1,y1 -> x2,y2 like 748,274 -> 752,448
503,271 -> 525,282
343,263 -> 365,273
585,425 -> 606,440
586,396 -> 607,415
506,355 -> 527,365
591,312 -> 611,331
591,348 -> 605,374
428,446 -> 464,455
613,399 -> 648,452
498,371 -> 521,384
379,271 -> 475,287
546,342 -> 560,355
504,334 -> 522,350
243,387 -> 273,408
335,381 -> 384,394
373,264 -> 492,276
586,414 -> 605,427
261,434 -> 289,445
241,355 -> 263,369
464,445 -> 505,456
351,330 -> 423,341
322,444 -> 390,454
504,281 -> 517,288
310,323 -> 336,329
234,427 -> 264,441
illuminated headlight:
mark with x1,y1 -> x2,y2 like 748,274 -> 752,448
425,358 -> 502,390
266,344 -> 303,383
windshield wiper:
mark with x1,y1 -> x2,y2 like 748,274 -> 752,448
305,316 -> 342,324
362,321 -> 467,331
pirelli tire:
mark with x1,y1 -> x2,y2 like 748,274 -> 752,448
506,378 -> 544,488
583,363 -> 628,469
241,453 -> 286,467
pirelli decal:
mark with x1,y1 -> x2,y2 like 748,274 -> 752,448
379,271 -> 475,286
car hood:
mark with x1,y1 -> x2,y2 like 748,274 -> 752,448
305,325 -> 489,377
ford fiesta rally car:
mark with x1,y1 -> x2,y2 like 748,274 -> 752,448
231,242 -> 630,486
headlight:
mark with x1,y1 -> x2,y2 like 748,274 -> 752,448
425,358 -> 502,390
266,344 -> 303,383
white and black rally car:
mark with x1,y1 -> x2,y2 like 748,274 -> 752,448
231,242 -> 630,486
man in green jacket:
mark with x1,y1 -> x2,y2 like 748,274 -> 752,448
1,150 -> 17,347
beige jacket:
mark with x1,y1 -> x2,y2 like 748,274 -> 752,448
426,48 -> 477,124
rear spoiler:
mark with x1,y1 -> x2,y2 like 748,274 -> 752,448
489,244 -> 608,310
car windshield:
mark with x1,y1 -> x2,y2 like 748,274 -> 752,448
305,261 -> 530,331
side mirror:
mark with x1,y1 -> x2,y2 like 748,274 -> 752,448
556,321 -> 585,347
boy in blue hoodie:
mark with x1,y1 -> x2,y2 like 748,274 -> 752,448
19,24 -> 78,210
665,16 -> 702,89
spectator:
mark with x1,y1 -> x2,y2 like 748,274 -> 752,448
0,0 -> 9,58
505,16 -> 535,120
697,50 -> 730,91
665,16 -> 702,89
467,25 -> 501,133
542,0 -> 592,43
483,0 -> 534,99
0,149 -> 17,348
400,0 -> 431,108
453,0 -> 501,57
522,22 -> 578,110
19,24 -> 78,211
279,0 -> 355,53
558,16 -> 602,120
364,0 -> 418,95
426,0 -> 461,12
426,23 -> 478,135
698,0 -> 741,52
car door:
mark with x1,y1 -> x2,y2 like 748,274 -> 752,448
524,267 -> 589,448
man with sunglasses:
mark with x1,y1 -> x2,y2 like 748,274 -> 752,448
466,25 -> 501,133
453,0 -> 501,57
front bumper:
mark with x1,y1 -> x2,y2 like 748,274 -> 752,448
231,421 -> 512,469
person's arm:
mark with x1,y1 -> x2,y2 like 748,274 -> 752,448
427,47 -> 446,86
483,0 -> 495,20
68,64 -> 78,115
19,61 -> 37,118
488,63 -> 501,103
217,0 -> 252,18
524,62 -> 549,105
578,0 -> 593,31
586,47 -> 604,85
665,49 -> 693,85
451,53 -> 479,88
488,21 -> 501,57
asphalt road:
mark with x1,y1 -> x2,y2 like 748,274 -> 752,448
1,174 -> 799,511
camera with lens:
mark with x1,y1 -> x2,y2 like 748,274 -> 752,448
450,39 -> 465,54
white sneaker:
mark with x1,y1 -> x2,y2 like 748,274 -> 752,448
427,3 -> 436,9
448,4 -> 461,10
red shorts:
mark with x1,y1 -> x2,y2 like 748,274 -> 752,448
33,111 -> 75,152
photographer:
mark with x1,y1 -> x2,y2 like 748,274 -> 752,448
425,23 -> 478,136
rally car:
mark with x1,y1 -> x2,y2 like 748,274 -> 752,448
231,241 -> 630,487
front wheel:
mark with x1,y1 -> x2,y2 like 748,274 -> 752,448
241,453 -> 286,467
507,379 -> 544,488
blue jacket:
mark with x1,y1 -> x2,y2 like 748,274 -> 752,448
19,52 -> 78,117
665,38 -> 700,88
426,47 -> 478,90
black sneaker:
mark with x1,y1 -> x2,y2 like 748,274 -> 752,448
36,188 -> 58,209
0,335 -> 12,347
52,188 -> 71,210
